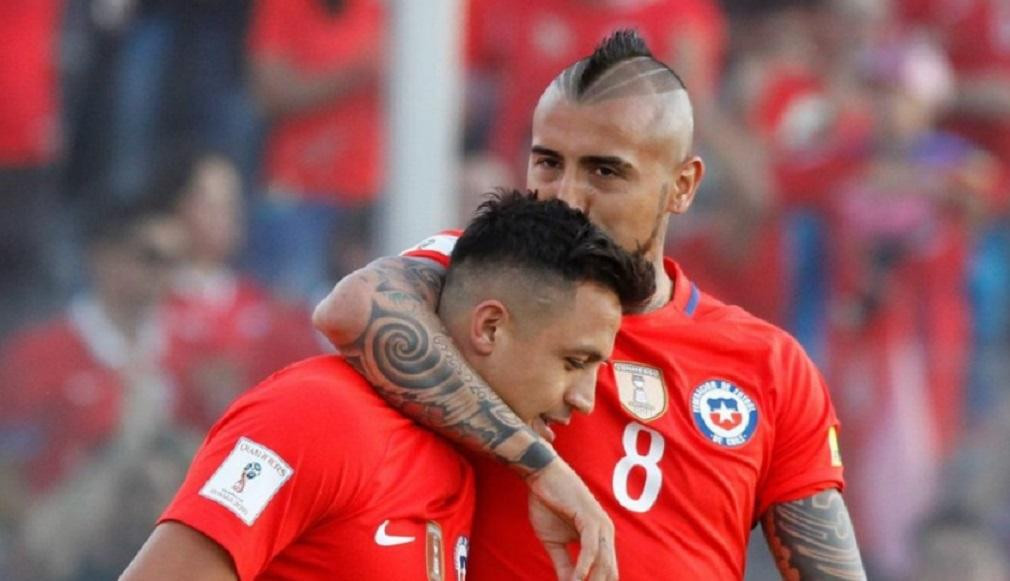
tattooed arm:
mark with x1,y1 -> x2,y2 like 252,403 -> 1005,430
313,256 -> 618,579
761,489 -> 867,580
313,255 -> 554,472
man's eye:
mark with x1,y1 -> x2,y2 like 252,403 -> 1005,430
566,358 -> 586,370
535,158 -> 561,169
595,166 -> 619,177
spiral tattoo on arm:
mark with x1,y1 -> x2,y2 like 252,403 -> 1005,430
339,259 -> 556,473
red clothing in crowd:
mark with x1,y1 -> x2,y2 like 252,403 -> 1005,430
163,273 -> 321,429
900,0 -> 1010,208
0,0 -> 62,166
248,0 -> 385,204
0,298 -> 176,492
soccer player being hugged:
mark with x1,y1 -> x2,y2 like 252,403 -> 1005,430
121,191 -> 654,580
314,30 -> 867,580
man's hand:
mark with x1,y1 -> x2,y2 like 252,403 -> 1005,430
527,459 -> 618,581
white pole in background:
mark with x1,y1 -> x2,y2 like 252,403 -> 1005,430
382,0 -> 463,255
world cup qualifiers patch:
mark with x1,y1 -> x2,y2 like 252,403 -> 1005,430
691,380 -> 759,447
199,437 -> 294,526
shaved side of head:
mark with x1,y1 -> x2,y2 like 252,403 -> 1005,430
545,29 -> 696,157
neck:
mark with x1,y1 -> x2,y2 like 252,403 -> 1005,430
639,254 -> 672,313
96,295 -> 147,342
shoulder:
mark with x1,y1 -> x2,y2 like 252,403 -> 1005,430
197,356 -> 407,491
690,289 -> 814,378
220,356 -> 401,447
239,355 -> 395,422
2,315 -> 76,354
0,315 -> 81,379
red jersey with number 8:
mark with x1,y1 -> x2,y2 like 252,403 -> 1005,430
404,232 -> 844,580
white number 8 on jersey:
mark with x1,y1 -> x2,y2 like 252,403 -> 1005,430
612,422 -> 665,513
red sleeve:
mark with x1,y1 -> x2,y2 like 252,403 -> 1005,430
756,335 -> 845,516
248,0 -> 296,59
399,229 -> 462,268
158,373 -> 364,580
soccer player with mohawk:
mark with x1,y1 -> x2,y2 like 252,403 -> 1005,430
315,30 -> 867,580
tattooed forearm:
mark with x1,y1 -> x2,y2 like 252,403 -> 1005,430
761,489 -> 866,580
337,258 -> 556,475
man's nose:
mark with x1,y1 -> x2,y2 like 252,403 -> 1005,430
567,374 -> 597,414
554,173 -> 591,213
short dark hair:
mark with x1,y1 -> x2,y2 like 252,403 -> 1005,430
148,146 -> 236,210
83,197 -> 174,249
447,190 -> 654,312
556,29 -> 686,102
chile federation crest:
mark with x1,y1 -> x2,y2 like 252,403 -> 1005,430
691,380 -> 758,447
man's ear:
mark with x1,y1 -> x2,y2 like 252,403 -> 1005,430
469,300 -> 509,356
668,155 -> 705,214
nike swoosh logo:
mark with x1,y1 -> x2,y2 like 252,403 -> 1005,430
374,520 -> 416,546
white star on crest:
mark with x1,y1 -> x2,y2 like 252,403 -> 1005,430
710,401 -> 737,424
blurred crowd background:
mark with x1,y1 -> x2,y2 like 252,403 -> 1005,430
1,0 -> 1009,579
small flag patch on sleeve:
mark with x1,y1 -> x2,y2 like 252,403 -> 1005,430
828,426 -> 843,467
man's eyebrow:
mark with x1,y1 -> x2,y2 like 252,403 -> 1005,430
531,146 -> 634,172
569,348 -> 606,363
531,145 -> 561,158
582,155 -> 634,171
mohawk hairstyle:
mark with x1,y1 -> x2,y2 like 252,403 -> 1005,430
555,29 -> 686,103
446,190 -> 655,312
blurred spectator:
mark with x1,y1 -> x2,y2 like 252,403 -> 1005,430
20,430 -> 200,581
0,1 -> 75,339
910,508 -> 1010,581
157,149 -> 321,428
245,0 -> 386,301
724,0 -> 877,350
898,0 -> 1010,423
824,31 -> 998,579
898,0 -> 1010,184
0,199 -> 187,578
96,0 -> 257,201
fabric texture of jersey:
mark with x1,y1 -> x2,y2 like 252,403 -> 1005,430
160,355 -> 474,580
403,234 -> 844,580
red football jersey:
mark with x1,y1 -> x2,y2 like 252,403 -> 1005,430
404,234 -> 844,579
160,356 -> 475,581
